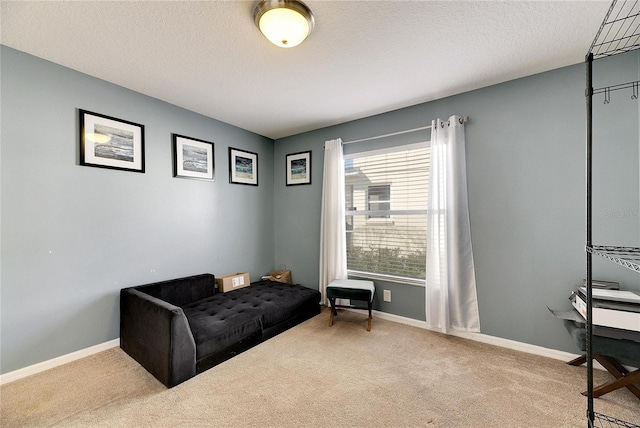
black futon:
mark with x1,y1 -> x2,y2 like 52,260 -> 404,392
120,274 -> 321,387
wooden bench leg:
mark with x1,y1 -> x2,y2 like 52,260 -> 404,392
367,300 -> 372,332
580,354 -> 640,400
567,354 -> 587,366
591,368 -> 640,399
593,354 -> 640,399
329,297 -> 336,327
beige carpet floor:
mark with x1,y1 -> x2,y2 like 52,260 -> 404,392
2,308 -> 639,427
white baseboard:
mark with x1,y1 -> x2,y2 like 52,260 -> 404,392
348,308 -> 603,367
0,339 -> 120,385
1,309 -> 608,386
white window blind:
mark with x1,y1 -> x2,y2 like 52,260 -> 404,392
345,143 -> 430,282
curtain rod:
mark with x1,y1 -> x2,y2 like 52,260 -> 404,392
342,116 -> 469,145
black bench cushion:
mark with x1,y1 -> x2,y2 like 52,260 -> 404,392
326,286 -> 373,302
181,281 -> 320,360
563,320 -> 640,366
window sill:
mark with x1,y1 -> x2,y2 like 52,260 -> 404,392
347,270 -> 426,287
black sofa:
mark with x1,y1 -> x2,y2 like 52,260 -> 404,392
120,274 -> 321,387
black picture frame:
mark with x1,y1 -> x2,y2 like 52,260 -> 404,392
229,147 -> 258,186
286,150 -> 312,186
172,134 -> 215,181
79,109 -> 145,173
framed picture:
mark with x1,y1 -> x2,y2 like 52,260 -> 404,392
172,134 -> 215,181
286,150 -> 312,186
79,109 -> 145,173
229,147 -> 258,186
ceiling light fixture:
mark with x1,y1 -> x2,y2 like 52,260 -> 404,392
254,0 -> 315,48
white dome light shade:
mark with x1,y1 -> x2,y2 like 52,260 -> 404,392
254,1 -> 315,48
259,8 -> 309,47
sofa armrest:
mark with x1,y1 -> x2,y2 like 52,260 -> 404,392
120,288 -> 196,387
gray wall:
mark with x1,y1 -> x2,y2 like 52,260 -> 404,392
274,52 -> 640,353
2,44 -> 638,375
0,46 -> 275,374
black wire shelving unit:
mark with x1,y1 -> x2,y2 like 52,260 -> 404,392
587,1 -> 640,427
587,246 -> 640,273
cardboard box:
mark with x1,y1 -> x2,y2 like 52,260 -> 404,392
216,272 -> 250,293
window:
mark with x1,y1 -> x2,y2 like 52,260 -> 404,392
344,143 -> 430,284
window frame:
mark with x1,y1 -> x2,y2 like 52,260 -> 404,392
344,141 -> 430,287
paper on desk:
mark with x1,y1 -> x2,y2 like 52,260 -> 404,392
547,306 -> 586,324
579,287 -> 640,304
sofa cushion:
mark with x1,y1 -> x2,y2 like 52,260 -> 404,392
246,282 -> 321,327
181,281 -> 320,359
183,301 -> 262,360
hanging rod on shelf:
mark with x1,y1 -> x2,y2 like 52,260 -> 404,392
593,80 -> 640,103
342,116 -> 469,145
593,80 -> 640,93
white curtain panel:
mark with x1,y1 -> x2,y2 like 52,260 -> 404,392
319,138 -> 348,305
425,116 -> 480,334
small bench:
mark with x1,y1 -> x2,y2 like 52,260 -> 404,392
326,279 -> 375,331
564,319 -> 640,400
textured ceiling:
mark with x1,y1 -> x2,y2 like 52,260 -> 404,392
1,1 -> 611,139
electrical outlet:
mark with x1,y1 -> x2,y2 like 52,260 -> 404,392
383,289 -> 391,302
